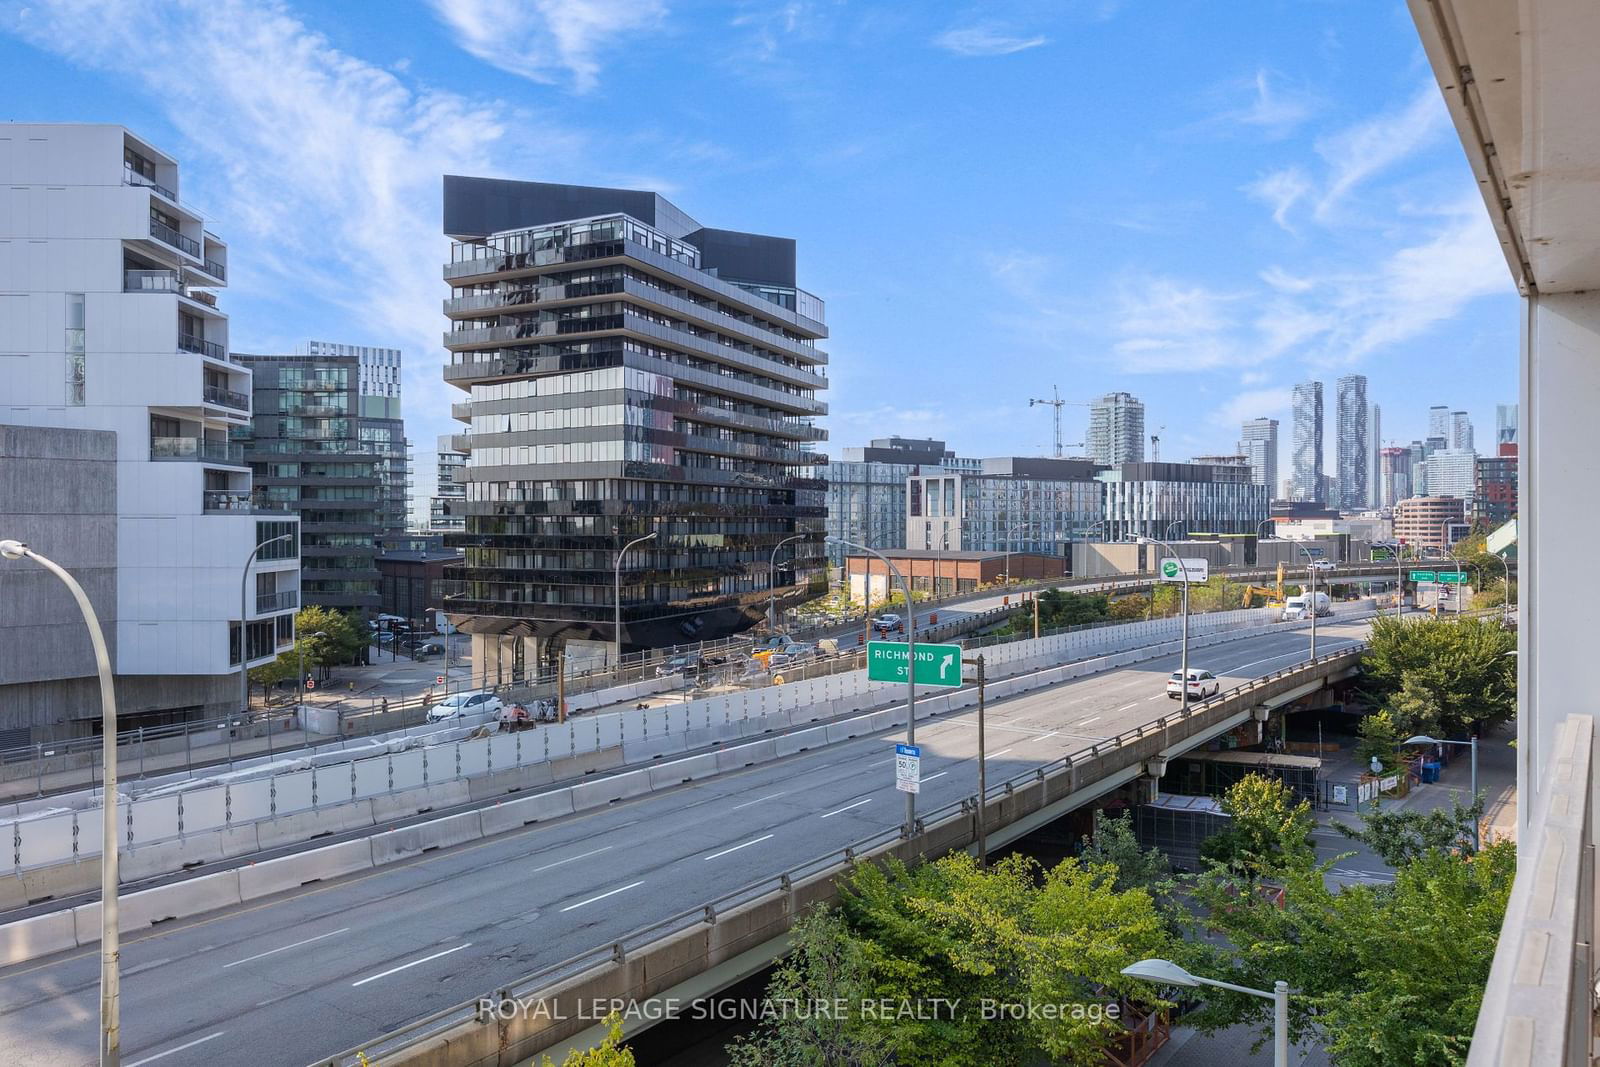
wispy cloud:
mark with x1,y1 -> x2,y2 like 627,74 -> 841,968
1204,70 -> 1319,137
1246,167 -> 1312,231
1209,386 -> 1293,431
429,0 -> 667,93
933,23 -> 1048,57
1312,84 -> 1447,221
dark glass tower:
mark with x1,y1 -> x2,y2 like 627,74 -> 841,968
440,178 -> 828,665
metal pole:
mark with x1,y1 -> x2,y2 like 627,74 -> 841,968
976,655 -> 987,865
614,531 -> 658,667
1496,551 -> 1511,624
239,532 -> 292,724
3,541 -> 122,1065
769,533 -> 804,630
1273,980 -> 1289,1067
1296,544 -> 1317,659
1397,543 -> 1404,617
1469,735 -> 1480,851
557,652 -> 567,723
1146,535 -> 1188,713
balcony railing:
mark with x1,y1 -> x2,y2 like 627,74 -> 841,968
124,269 -> 181,293
202,258 -> 227,281
149,218 -> 200,257
150,437 -> 243,463
179,333 -> 226,360
125,169 -> 177,202
203,384 -> 250,411
203,490 -> 256,512
255,589 -> 299,614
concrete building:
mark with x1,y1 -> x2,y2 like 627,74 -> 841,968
906,458 -> 1102,569
1428,405 -> 1451,441
1189,453 -> 1249,467
1370,403 -> 1382,508
0,125 -> 299,735
1424,448 -> 1477,500
1291,380 -> 1324,501
1394,496 -> 1468,553
429,432 -> 467,533
1237,417 -> 1279,492
1086,391 -> 1145,466
844,549 -> 1064,601
440,177 -> 827,675
1378,446 -> 1412,508
1101,461 -> 1270,542
1335,374 -> 1369,512
825,436 -> 959,567
305,341 -> 409,535
1451,409 -> 1475,453
1476,445 -> 1518,526
236,352 -> 384,616
377,545 -> 462,627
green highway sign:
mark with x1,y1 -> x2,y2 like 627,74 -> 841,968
1409,570 -> 1435,582
867,641 -> 964,688
1409,569 -> 1467,584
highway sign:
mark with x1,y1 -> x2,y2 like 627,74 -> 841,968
1409,570 -> 1436,582
895,743 -> 921,794
867,641 -> 963,687
1435,571 -> 1467,584
1159,557 -> 1209,583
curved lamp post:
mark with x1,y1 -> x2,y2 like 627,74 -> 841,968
1,540 -> 121,1064
1404,734 -> 1480,850
240,532 -> 294,719
1122,959 -> 1288,1067
768,533 -> 806,629
614,530 -> 658,667
1293,542 -> 1318,659
1138,535 -> 1191,713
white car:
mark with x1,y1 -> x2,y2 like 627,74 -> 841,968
425,690 -> 503,723
1166,669 -> 1221,700
1309,560 -> 1336,572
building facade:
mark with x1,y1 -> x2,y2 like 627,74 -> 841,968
1237,417 -> 1279,492
0,125 -> 299,735
1451,410 -> 1475,453
1424,448 -> 1476,500
907,458 -> 1103,560
440,178 -> 828,674
824,437 -> 955,567
1476,445 -> 1518,526
236,352 -> 384,615
377,546 -> 462,626
1378,446 -> 1412,508
1291,381 -> 1324,501
430,432 -> 467,533
1086,392 -> 1145,466
1394,495 -> 1468,553
1429,405 -> 1451,441
1496,402 -> 1518,445
1335,374 -> 1369,512
1101,461 -> 1271,542
1370,402 -> 1382,508
302,340 -> 410,534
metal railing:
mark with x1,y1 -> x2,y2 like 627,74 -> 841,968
320,643 -> 1369,1066
202,258 -> 226,281
178,332 -> 226,360
150,436 -> 243,463
202,490 -> 255,513
125,169 -> 177,202
202,384 -> 249,410
256,589 -> 298,613
149,218 -> 199,256
123,269 -> 180,293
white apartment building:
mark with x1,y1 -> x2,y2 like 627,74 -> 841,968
1424,448 -> 1477,500
0,124 -> 298,733
430,432 -> 466,533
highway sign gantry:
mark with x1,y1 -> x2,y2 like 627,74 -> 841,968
866,641 -> 964,687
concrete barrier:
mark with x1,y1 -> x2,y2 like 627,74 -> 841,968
119,833 -> 233,882
18,859 -> 100,904
0,909 -> 79,964
253,800 -> 377,850
237,838 -> 375,901
73,869 -> 243,944
774,726 -> 829,758
368,810 -> 485,866
369,780 -> 471,822
569,769 -> 653,811
464,762 -> 556,803
716,740 -> 775,772
647,753 -> 717,790
476,789 -> 576,836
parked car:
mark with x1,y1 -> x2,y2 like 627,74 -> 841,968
778,642 -> 814,663
656,654 -> 705,678
1166,669 -> 1221,700
425,691 -> 503,723
872,613 -> 903,633
1309,559 -> 1336,572
414,641 -> 446,657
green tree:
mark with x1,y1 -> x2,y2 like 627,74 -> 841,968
1107,594 -> 1149,620
1335,794 -> 1486,865
1359,616 -> 1516,735
1078,809 -> 1172,898
1354,709 -> 1402,772
542,1012 -> 635,1067
245,605 -> 366,701
1198,774 -> 1316,878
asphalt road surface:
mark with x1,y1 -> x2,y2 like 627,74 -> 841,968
0,620 -> 1376,1066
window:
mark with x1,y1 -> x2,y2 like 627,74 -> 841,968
65,293 -> 85,405
255,520 -> 299,560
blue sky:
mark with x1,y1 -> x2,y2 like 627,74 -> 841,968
1,0 -> 1516,516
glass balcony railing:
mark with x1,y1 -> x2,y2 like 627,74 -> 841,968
179,333 -> 226,360
149,218 -> 200,257
203,384 -> 250,411
255,589 -> 299,613
150,437 -> 243,463
202,258 -> 227,281
125,166 -> 177,202
124,269 -> 181,293
203,490 -> 255,512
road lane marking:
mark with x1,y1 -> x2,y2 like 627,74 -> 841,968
989,747 -> 1014,758
704,834 -> 775,860
223,927 -> 349,968
921,771 -> 948,782
819,798 -> 873,818
731,791 -> 787,809
352,943 -> 472,986
1077,716 -> 1102,726
869,757 -> 895,766
532,845 -> 613,873
1147,695 -> 1166,701
1033,731 -> 1059,741
127,1032 -> 226,1066
560,881 -> 644,912
1118,703 -> 1139,712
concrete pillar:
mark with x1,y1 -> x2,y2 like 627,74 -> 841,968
1520,291 -> 1600,832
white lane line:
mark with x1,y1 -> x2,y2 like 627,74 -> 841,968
869,757 -> 894,766
532,845 -> 613,873
921,771 -> 948,783
1118,703 -> 1139,712
1033,731 -> 1059,741
124,956 -> 173,978
1077,716 -> 1102,726
704,834 -> 775,860
352,943 -> 472,987
989,747 -> 1014,758
819,798 -> 873,819
127,1032 -> 226,1067
731,791 -> 788,809
224,927 -> 349,968
1147,694 -> 1166,702
560,881 -> 645,913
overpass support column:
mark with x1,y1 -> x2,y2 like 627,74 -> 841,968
1521,292 -> 1600,833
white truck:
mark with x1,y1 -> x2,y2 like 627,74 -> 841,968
1281,592 -> 1332,621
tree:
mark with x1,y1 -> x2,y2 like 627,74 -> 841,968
542,1012 -> 635,1067
1335,794 -> 1486,865
1078,809 -> 1172,898
1359,616 -> 1516,735
1107,594 -> 1149,621
1198,774 -> 1316,878
245,605 -> 366,701
1354,709 -> 1402,772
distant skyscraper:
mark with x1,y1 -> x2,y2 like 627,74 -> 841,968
1086,392 -> 1145,465
1379,446 -> 1410,507
307,340 -> 408,533
1496,403 -> 1517,445
1237,417 -> 1279,494
1369,403 -> 1382,508
1425,448 -> 1477,500
1336,374 -> 1368,511
1451,410 -> 1474,453
1291,381 -> 1324,501
1429,405 -> 1451,441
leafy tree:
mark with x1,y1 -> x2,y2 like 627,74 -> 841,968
1198,774 -> 1316,878
1359,616 -> 1516,735
1335,794 -> 1486,865
245,606 -> 365,701
1354,709 -> 1402,772
1078,809 -> 1172,898
542,1012 -> 635,1067
1107,594 -> 1149,620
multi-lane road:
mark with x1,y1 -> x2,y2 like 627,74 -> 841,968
0,619 -> 1376,1066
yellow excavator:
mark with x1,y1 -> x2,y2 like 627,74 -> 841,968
1243,563 -> 1287,608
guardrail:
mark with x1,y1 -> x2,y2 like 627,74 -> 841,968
318,643 -> 1369,1066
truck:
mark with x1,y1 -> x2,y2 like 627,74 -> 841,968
1280,592 -> 1332,621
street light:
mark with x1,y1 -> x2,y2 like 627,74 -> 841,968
1121,959 -> 1289,1067
1002,520 -> 1032,586
1493,550 -> 1512,624
1164,519 -> 1188,543
1,540 -> 122,1065
614,530 -> 658,668
1293,542 -> 1318,659
1137,535 -> 1191,713
1256,518 -> 1275,541
829,536 -> 918,837
768,533 -> 806,630
240,532 -> 295,722
1404,734 -> 1480,850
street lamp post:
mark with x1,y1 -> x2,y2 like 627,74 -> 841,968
2,540 -> 122,1065
240,533 -> 294,724
1122,959 -> 1289,1067
1294,543 -> 1318,659
614,530 -> 658,668
1139,535 -> 1191,713
1493,550 -> 1511,624
1403,734 -> 1481,850
768,533 -> 806,630
829,536 -> 918,836
1002,520 -> 1032,587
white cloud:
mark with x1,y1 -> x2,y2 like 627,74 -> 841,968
1247,167 -> 1312,231
1209,69 -> 1318,137
429,0 -> 667,93
1209,386 -> 1292,431
1312,85 -> 1447,221
933,24 -> 1048,57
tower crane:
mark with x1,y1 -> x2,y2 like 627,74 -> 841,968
1150,424 -> 1166,462
1028,386 -> 1091,458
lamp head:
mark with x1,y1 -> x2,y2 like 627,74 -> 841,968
1403,734 -> 1439,746
1121,958 -> 1199,987
0,540 -> 27,561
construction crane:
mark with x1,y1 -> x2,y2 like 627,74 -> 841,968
1028,387 -> 1091,458
1150,424 -> 1166,461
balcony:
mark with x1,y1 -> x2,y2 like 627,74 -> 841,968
151,437 -> 243,464
203,490 -> 276,513
149,218 -> 200,257
179,333 -> 226,361
451,401 -> 472,422
124,269 -> 181,294
125,166 -> 176,202
255,589 -> 299,614
202,384 -> 250,411
194,256 -> 227,282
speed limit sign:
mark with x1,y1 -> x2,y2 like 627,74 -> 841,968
435,674 -> 445,685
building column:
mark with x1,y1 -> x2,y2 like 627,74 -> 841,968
1520,291 -> 1600,833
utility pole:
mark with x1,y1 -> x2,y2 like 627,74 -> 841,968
964,654 -> 988,866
